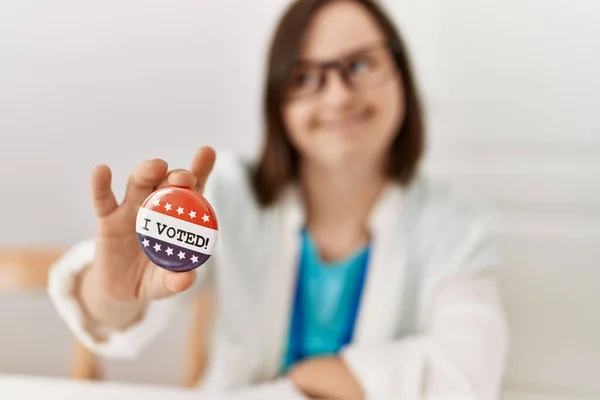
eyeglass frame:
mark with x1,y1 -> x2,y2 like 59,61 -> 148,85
283,39 -> 403,100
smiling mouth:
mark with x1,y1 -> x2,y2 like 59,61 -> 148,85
319,110 -> 372,130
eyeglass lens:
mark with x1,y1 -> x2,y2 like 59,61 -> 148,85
285,45 -> 398,99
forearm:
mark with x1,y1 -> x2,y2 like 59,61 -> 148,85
77,266 -> 147,333
339,274 -> 508,399
289,357 -> 364,400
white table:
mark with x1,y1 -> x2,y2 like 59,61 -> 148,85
0,374 -> 594,400
0,374 -> 208,400
0,374 -> 306,400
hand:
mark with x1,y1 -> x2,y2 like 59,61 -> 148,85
85,146 -> 216,305
288,356 -> 364,400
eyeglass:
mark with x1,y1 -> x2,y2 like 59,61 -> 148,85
284,41 -> 400,100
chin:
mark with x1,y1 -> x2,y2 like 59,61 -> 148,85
311,143 -> 370,169
322,120 -> 372,137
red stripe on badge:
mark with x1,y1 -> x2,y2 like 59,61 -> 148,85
141,186 -> 218,230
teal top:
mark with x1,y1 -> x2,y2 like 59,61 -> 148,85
281,228 -> 370,373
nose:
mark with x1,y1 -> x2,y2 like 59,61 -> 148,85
320,69 -> 354,106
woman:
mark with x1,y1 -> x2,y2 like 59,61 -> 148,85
48,0 -> 509,399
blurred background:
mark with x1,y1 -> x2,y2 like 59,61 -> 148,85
0,0 -> 599,398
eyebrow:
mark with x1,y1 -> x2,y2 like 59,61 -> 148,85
295,38 -> 388,65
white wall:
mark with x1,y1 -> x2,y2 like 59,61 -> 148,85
0,0 -> 292,246
402,0 -> 600,397
1,0 -> 599,398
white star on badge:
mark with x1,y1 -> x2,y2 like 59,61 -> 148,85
189,210 -> 196,219
202,214 -> 210,223
142,239 -> 150,247
153,243 -> 161,252
152,199 -> 160,207
177,206 -> 184,215
166,247 -> 173,256
164,202 -> 172,211
177,251 -> 186,260
191,255 -> 198,263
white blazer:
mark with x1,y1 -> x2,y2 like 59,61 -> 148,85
47,149 -> 509,400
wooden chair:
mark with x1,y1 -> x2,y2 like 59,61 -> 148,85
0,247 -> 213,388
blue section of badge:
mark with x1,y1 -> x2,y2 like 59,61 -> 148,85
137,233 -> 211,272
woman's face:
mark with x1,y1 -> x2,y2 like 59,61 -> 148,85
282,0 -> 405,171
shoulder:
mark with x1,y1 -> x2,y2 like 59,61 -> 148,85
203,148 -> 258,214
202,149 -> 275,240
405,174 -> 488,229
403,174 -> 499,275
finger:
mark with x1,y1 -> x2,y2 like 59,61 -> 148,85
123,158 -> 168,209
90,165 -> 118,218
142,267 -> 197,300
190,146 -> 216,194
162,269 -> 197,296
155,169 -> 198,190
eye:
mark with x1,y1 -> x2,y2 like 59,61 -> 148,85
297,73 -> 316,86
347,58 -> 371,75
290,68 -> 320,88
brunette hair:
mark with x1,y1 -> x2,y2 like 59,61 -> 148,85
251,0 -> 425,206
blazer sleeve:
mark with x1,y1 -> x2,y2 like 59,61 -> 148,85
47,238 -> 191,359
340,195 -> 509,400
46,149 -> 235,360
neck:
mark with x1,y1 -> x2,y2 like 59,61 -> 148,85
299,157 -> 387,239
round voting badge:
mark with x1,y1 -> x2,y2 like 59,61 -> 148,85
136,186 -> 218,272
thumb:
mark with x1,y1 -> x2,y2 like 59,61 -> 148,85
142,267 -> 197,300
